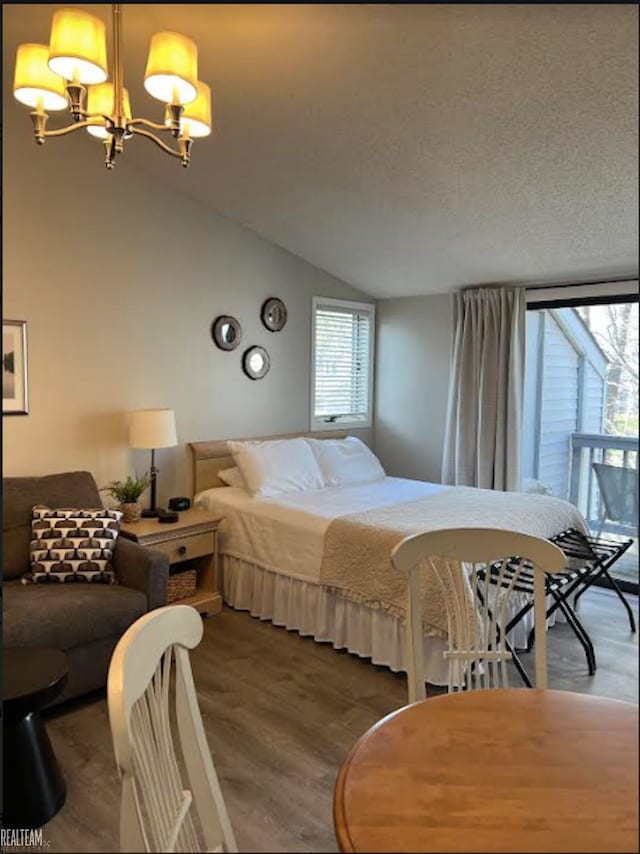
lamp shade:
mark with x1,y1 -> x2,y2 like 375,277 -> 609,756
48,7 -> 108,85
13,43 -> 68,111
86,83 -> 132,139
129,409 -> 177,450
144,31 -> 198,105
179,80 -> 212,138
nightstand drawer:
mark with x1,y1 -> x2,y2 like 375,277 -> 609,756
153,532 -> 213,564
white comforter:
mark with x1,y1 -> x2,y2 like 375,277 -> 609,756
195,477 -> 446,582
195,476 -> 589,587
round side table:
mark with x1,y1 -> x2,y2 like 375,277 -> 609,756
3,647 -> 69,829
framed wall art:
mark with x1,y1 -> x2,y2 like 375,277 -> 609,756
3,320 -> 29,415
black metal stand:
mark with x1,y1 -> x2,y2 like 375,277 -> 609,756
3,711 -> 66,829
569,533 -> 636,633
477,528 -> 634,686
141,447 -> 159,518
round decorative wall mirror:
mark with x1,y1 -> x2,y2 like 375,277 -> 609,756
242,346 -> 270,380
211,315 -> 242,351
261,297 -> 288,332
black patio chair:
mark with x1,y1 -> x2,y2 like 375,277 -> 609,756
592,462 -> 639,538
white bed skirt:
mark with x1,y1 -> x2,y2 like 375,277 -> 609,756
222,555 -> 562,688
222,554 -> 452,685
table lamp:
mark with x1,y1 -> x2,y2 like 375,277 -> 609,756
129,408 -> 178,517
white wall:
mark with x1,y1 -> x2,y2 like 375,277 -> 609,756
374,294 -> 453,482
2,101 -> 368,501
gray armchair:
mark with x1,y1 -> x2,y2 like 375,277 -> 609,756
3,471 -> 169,704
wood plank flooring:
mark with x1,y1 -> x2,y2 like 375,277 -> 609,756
42,587 -> 638,853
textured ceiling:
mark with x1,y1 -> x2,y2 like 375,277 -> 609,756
3,4 -> 638,297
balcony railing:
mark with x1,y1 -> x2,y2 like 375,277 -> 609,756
569,432 -> 639,536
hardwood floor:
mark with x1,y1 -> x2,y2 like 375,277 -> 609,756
43,587 -> 638,853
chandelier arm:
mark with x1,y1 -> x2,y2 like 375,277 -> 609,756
129,126 -> 183,158
41,120 -> 102,138
127,117 -> 174,133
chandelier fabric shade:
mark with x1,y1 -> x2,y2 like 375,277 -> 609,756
87,83 -> 132,139
177,81 -> 212,138
144,31 -> 198,105
13,4 -> 212,170
13,43 -> 68,110
48,7 -> 108,85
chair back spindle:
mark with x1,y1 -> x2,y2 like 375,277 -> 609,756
391,528 -> 566,703
108,605 -> 238,853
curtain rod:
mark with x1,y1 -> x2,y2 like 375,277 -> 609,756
461,276 -> 638,293
526,276 -> 638,291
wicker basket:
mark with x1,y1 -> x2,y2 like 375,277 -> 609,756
167,568 -> 197,604
119,502 -> 141,523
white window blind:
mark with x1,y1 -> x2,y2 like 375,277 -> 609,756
311,297 -> 375,430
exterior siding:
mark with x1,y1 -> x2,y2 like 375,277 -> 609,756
538,313 -> 580,498
522,312 -> 541,479
522,308 -> 607,507
524,306 -> 608,502
583,362 -> 606,433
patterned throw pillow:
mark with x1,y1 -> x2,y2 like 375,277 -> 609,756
24,505 -> 123,585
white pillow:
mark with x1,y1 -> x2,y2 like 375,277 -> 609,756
228,438 -> 325,498
307,436 -> 385,487
217,467 -> 247,489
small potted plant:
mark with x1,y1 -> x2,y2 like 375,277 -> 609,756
101,473 -> 151,523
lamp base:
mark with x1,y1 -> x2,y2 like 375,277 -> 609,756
141,508 -> 159,518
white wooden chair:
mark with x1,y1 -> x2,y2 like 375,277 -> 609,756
391,528 -> 566,703
107,605 -> 238,853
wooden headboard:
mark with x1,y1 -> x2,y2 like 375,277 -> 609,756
189,431 -> 348,495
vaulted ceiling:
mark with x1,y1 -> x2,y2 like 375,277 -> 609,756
4,4 -> 638,297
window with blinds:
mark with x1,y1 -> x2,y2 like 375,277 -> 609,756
311,297 -> 375,430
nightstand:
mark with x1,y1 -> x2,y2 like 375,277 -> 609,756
119,508 -> 223,617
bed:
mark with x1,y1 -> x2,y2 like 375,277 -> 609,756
190,432 -> 587,686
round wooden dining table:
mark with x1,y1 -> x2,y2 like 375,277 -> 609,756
334,689 -> 639,853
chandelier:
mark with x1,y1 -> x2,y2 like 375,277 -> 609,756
12,4 -> 211,170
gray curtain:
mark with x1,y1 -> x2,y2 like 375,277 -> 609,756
441,287 -> 525,491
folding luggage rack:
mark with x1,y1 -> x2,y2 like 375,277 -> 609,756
477,528 -> 635,687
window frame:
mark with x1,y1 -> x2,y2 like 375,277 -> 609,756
526,279 -> 638,310
310,295 -> 376,432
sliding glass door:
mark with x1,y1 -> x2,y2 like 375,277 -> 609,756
523,294 -> 638,594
